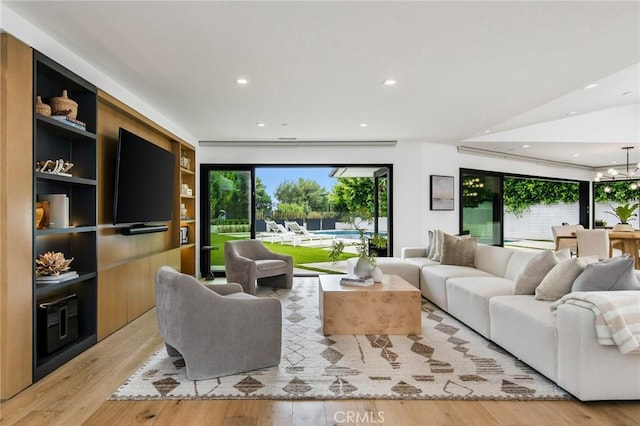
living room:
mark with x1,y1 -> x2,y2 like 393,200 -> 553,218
1,1 -> 639,425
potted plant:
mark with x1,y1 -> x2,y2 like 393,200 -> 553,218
328,214 -> 381,278
606,202 -> 639,232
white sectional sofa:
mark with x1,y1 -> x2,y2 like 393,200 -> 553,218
387,243 -> 640,401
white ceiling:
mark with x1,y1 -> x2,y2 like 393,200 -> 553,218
3,1 -> 639,169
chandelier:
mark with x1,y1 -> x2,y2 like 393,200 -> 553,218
594,146 -> 640,191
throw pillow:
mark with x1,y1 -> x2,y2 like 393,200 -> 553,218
535,255 -> 598,301
425,229 -> 434,257
513,249 -> 562,295
572,256 -> 640,292
427,229 -> 438,259
555,248 -> 571,261
432,229 -> 445,262
440,233 -> 478,267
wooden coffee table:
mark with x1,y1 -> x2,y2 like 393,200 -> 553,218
319,274 -> 422,335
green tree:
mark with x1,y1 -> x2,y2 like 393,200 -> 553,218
208,171 -> 250,222
274,178 -> 328,215
255,177 -> 272,218
273,202 -> 306,219
329,177 -> 388,218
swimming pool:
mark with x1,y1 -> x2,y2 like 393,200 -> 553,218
313,230 -> 387,240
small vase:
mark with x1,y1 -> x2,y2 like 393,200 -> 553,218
613,223 -> 634,232
354,256 -> 374,278
372,266 -> 383,282
35,96 -> 51,117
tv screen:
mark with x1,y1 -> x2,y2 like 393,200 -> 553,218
113,128 -> 175,225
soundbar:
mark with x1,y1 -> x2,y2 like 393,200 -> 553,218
120,224 -> 169,235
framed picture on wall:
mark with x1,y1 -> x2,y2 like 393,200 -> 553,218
430,175 -> 454,211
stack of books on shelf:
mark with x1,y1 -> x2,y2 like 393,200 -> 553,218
51,115 -> 87,131
36,271 -> 78,284
340,275 -> 375,287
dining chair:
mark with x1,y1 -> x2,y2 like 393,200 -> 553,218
575,229 -> 621,260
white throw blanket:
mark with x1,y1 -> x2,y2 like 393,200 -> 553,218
550,291 -> 640,355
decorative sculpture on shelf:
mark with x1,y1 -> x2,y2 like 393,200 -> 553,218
35,251 -> 74,276
36,159 -> 74,176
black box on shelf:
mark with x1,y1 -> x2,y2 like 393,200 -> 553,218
37,294 -> 78,355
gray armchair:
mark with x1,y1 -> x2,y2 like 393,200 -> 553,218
155,266 -> 282,380
224,240 -> 293,295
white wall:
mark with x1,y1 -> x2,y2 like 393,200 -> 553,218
0,4 -> 197,146
199,141 -> 594,255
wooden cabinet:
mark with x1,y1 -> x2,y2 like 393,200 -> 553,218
179,143 -> 197,275
32,52 -> 98,380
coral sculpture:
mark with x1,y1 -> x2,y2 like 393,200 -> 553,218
35,251 -> 74,276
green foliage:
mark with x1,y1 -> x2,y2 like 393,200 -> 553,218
594,181 -> 640,203
274,178 -> 328,213
208,171 -> 250,221
503,179 -> 579,217
255,177 -> 272,216
327,240 -> 346,264
329,177 -> 388,218
605,202 -> 639,224
273,202 -> 306,219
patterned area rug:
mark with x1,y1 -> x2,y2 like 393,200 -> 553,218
110,277 -> 571,401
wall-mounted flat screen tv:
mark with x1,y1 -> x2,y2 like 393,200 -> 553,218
113,128 -> 175,227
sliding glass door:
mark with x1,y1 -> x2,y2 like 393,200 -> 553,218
200,166 -> 254,278
460,170 -> 503,245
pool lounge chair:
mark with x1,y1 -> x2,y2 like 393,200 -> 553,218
284,221 -> 334,246
258,220 -> 295,244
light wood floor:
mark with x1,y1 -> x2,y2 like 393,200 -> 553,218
1,308 -> 639,426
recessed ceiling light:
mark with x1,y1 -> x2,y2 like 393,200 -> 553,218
584,83 -> 599,89
236,78 -> 248,85
360,123 -> 369,127
566,111 -> 577,116
383,79 -> 397,86
482,129 -> 491,134
522,144 -> 530,148
612,161 -> 618,164
257,122 -> 265,127
572,153 -> 579,157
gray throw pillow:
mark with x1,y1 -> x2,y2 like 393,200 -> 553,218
571,256 -> 640,292
513,250 -> 561,295
440,233 -> 478,267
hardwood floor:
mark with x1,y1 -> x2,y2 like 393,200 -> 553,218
1,308 -> 638,426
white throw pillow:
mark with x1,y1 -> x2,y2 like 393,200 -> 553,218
425,229 -> 435,258
513,249 -> 563,295
432,229 -> 445,262
535,255 -> 598,301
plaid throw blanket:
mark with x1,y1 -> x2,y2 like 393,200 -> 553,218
551,291 -> 640,355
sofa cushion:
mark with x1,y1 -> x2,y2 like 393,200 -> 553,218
446,276 -> 513,339
504,250 -> 539,280
535,255 -> 599,301
440,233 -> 478,267
420,265 -> 494,310
513,250 -> 563,295
572,256 -> 640,292
489,295 -> 558,381
474,244 -> 515,278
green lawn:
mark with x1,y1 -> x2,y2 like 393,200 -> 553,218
209,234 -> 357,270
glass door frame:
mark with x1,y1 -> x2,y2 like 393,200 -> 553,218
459,168 -> 590,246
199,163 -> 393,278
199,165 -> 255,279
